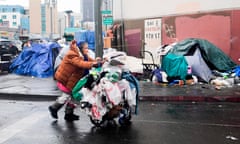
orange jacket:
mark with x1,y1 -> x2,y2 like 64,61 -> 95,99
54,40 -> 95,90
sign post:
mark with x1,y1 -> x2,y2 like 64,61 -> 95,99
103,16 -> 113,25
94,0 -> 103,57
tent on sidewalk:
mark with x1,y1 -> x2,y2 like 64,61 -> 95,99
162,53 -> 188,81
161,38 -> 237,82
168,38 -> 236,72
9,42 -> 61,78
185,49 -> 213,82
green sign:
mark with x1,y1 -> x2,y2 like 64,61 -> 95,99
103,17 -> 113,25
101,10 -> 112,15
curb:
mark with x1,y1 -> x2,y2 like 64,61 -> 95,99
0,93 -> 240,102
139,95 -> 240,102
0,93 -> 58,101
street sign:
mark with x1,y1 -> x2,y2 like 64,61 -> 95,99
101,10 -> 112,15
103,16 -> 113,25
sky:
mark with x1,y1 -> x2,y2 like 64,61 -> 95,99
0,0 -> 81,12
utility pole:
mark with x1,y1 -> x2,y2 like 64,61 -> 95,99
94,0 -> 103,57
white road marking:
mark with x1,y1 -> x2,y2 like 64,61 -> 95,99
133,120 -> 240,128
0,112 -> 47,144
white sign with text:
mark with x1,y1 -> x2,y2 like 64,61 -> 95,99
144,18 -> 162,64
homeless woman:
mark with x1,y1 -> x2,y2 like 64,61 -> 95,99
49,40 -> 101,122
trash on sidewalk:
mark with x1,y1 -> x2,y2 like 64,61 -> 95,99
226,135 -> 238,141
148,38 -> 240,89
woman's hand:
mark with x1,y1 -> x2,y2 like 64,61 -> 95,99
92,61 -> 102,68
95,57 -> 102,61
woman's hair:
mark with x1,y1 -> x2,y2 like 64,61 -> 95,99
78,41 -> 88,53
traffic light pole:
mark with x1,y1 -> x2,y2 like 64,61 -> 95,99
94,0 -> 103,58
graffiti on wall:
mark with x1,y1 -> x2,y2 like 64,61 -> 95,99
163,23 -> 176,38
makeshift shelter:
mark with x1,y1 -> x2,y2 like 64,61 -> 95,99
185,49 -> 214,82
10,42 -> 61,78
162,53 -> 188,81
74,30 -> 106,51
74,30 -> 95,50
168,38 -> 236,72
160,38 -> 237,83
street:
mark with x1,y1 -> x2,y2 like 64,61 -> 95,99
0,100 -> 239,144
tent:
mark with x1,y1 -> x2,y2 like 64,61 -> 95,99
185,49 -> 213,82
10,42 -> 61,78
74,30 -> 95,50
160,38 -> 236,82
168,38 -> 236,72
74,30 -> 105,51
162,53 -> 188,81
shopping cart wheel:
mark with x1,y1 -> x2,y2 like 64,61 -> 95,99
118,107 -> 132,126
118,114 -> 132,126
90,117 -> 104,127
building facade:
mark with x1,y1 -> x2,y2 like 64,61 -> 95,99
29,0 -> 58,38
0,5 -> 26,39
29,0 -> 41,34
113,0 -> 240,20
81,0 -> 94,22
112,0 -> 240,64
0,5 -> 24,29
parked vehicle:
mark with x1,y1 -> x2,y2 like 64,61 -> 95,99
0,39 -> 19,73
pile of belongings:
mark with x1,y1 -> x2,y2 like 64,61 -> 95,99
9,42 -> 61,78
154,38 -> 239,88
72,51 -> 139,121
103,48 -> 143,74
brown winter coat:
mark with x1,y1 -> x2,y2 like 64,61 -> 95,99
54,40 -> 95,90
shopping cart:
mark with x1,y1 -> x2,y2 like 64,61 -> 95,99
139,50 -> 159,80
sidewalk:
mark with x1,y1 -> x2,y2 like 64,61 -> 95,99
0,74 -> 60,100
139,82 -> 240,102
0,74 -> 240,102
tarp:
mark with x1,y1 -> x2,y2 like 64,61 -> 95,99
74,30 -> 105,51
162,53 -> 188,80
168,38 -> 237,72
10,42 -> 61,78
234,66 -> 240,77
185,49 -> 214,82
74,30 -> 95,50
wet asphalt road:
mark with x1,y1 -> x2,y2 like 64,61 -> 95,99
0,100 -> 239,144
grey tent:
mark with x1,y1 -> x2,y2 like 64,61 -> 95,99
168,38 -> 236,71
54,45 -> 70,72
185,49 -> 214,82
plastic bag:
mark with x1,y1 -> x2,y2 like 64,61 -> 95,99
72,76 -> 88,101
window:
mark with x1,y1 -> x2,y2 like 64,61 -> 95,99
2,8 -> 6,12
12,8 -> 16,12
12,15 -> 17,19
2,15 -> 7,19
12,22 -> 17,26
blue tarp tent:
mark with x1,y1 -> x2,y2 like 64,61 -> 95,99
75,30 -> 95,50
75,30 -> 105,51
10,42 -> 61,78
